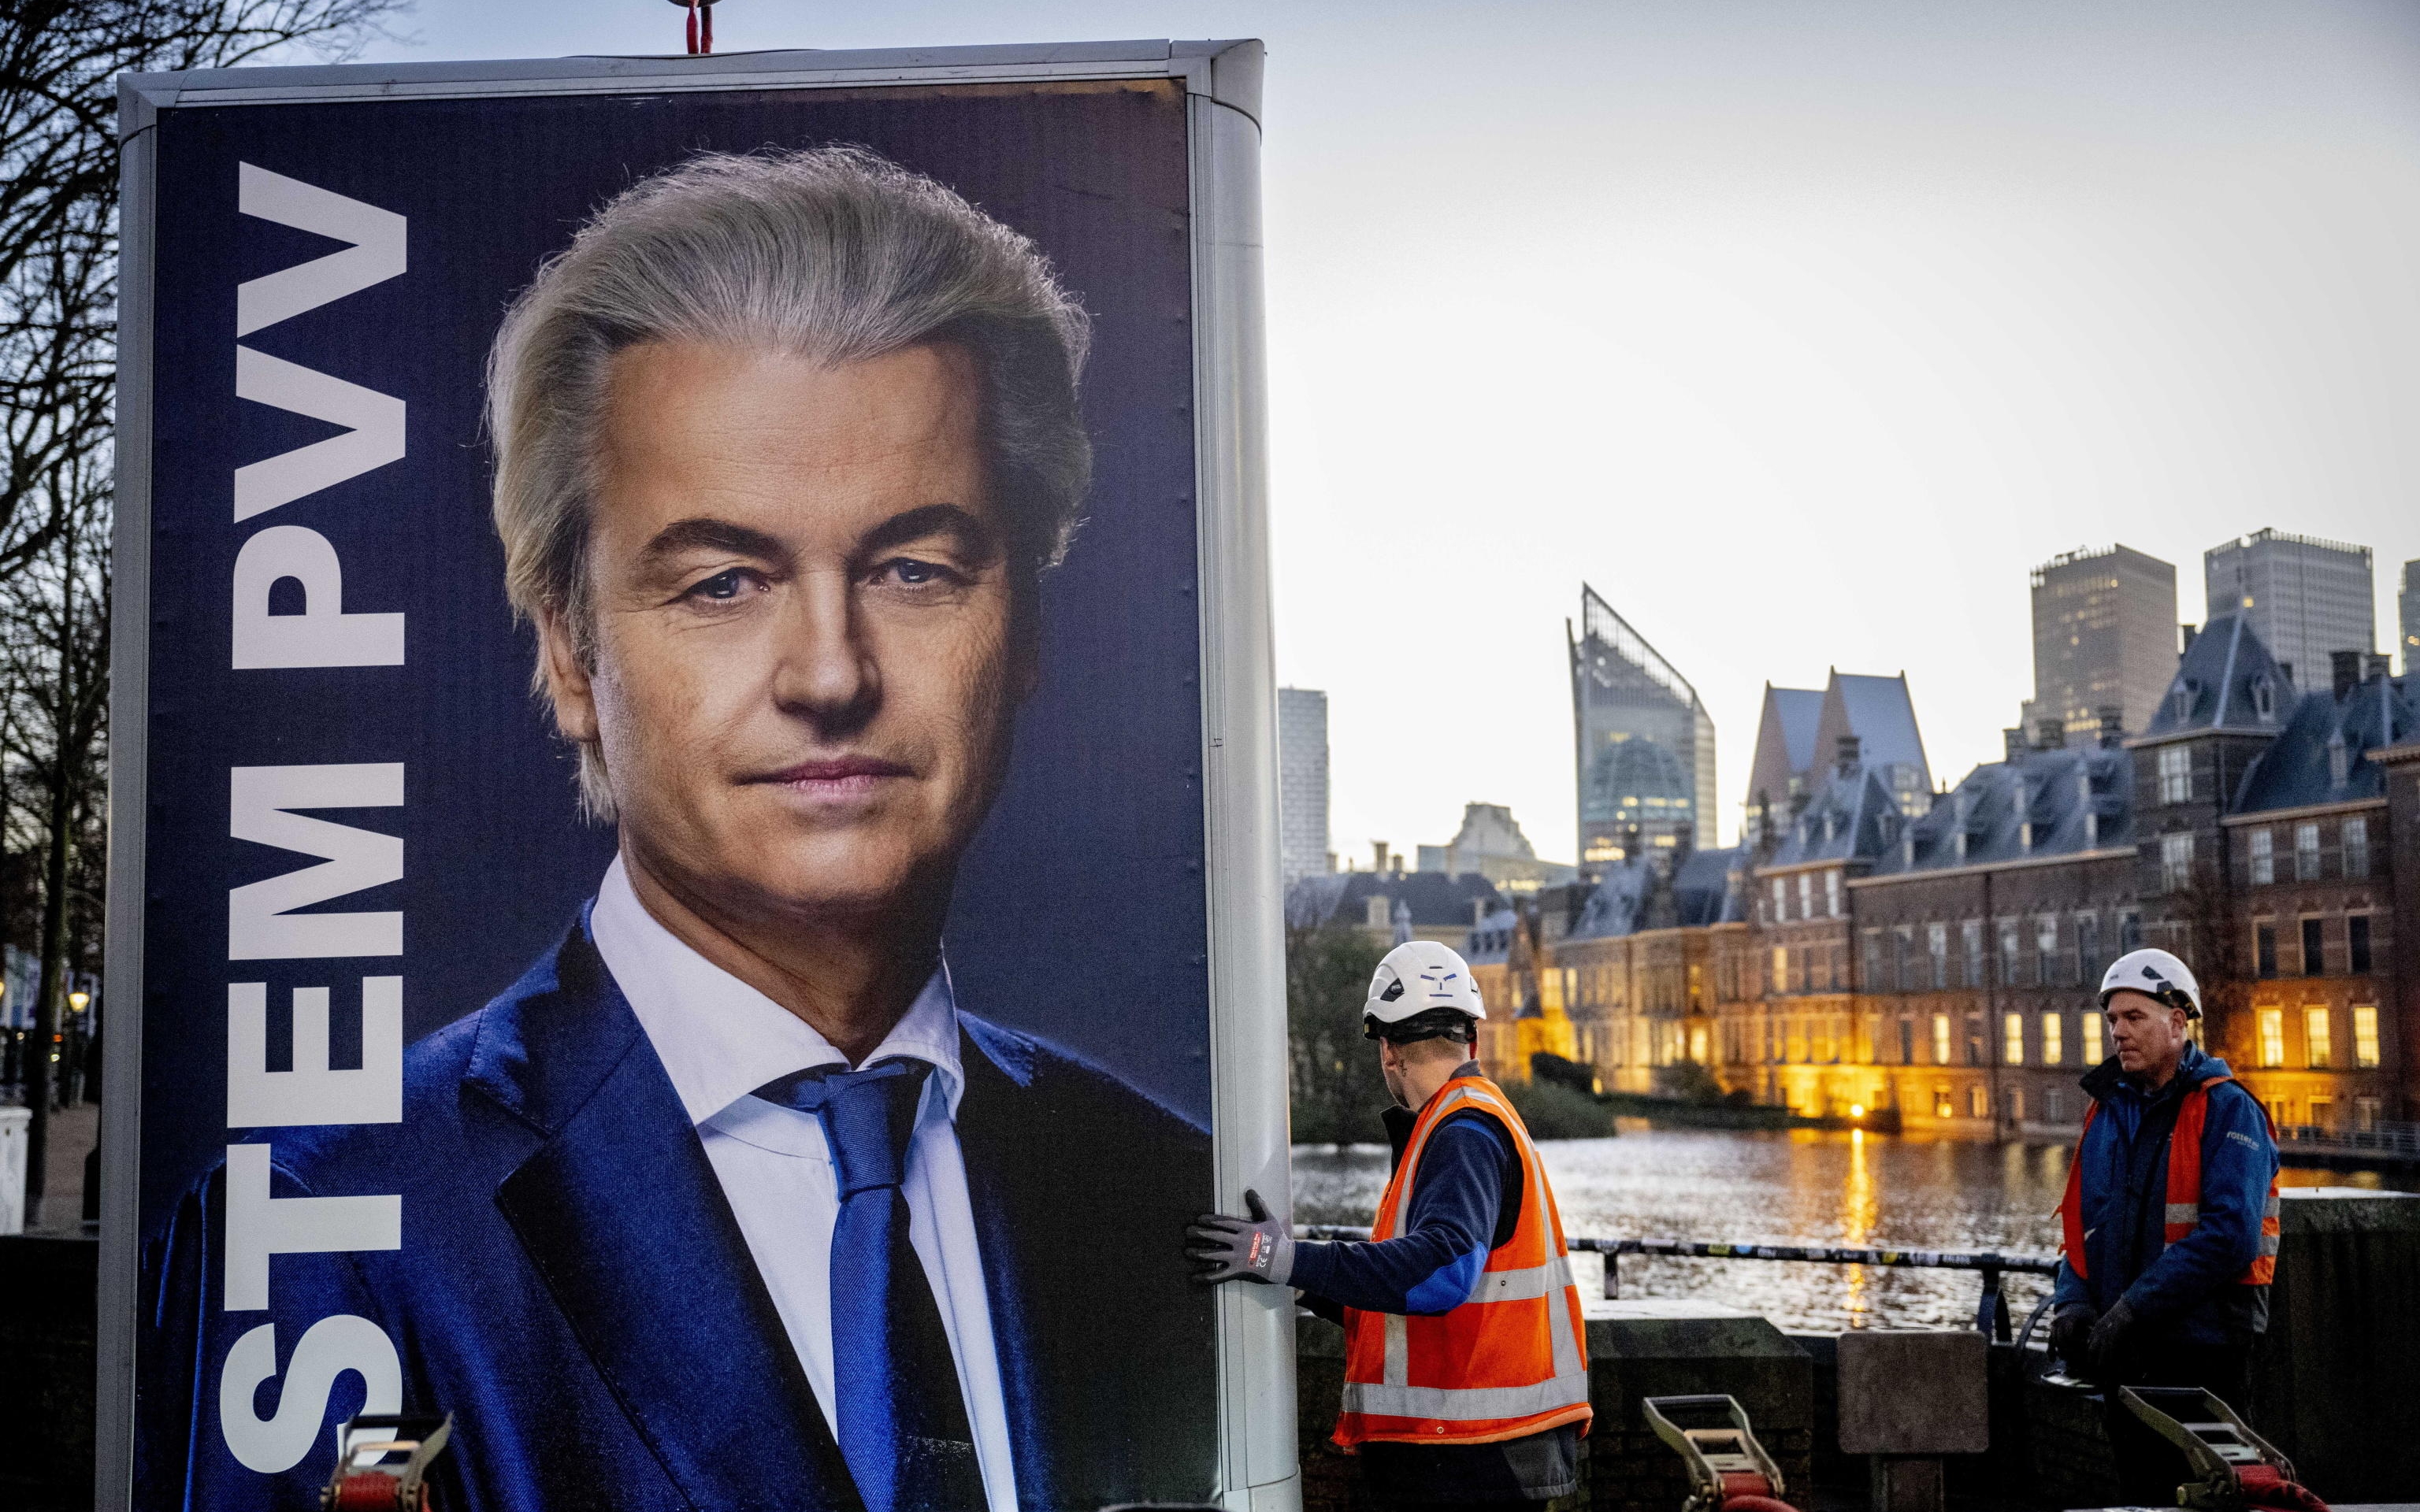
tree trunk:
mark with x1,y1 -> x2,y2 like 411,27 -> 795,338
24,568 -> 72,1227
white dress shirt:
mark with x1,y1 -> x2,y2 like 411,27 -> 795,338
589,857 -> 1018,1512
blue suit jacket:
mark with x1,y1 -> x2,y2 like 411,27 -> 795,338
140,915 -> 1216,1510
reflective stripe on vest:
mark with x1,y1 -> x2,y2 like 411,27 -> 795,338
2056,1073 -> 2279,1286
1334,1076 -> 1593,1449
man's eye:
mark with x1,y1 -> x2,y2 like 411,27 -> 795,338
878,558 -> 955,587
686,569 -> 750,601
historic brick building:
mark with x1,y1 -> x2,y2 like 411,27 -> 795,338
1468,613 -> 2418,1138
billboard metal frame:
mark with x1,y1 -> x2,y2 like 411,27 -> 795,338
103,39 -> 1293,1511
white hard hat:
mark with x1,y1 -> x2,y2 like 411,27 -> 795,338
1363,940 -> 1486,1040
2099,947 -> 2202,1020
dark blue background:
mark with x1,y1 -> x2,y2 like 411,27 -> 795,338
138,80 -> 1208,1239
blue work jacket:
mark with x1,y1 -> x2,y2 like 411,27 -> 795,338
2051,1044 -> 2278,1348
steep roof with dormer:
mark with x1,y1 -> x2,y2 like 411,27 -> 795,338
2139,612 -> 2291,741
1761,760 -> 1902,869
1567,846 -> 1749,939
1861,743 -> 2135,879
2233,671 -> 2418,813
1813,671 -> 1931,789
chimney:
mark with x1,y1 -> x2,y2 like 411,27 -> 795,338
2035,717 -> 2064,751
2097,708 -> 2124,748
2333,650 -> 2364,701
2180,623 -> 2198,656
2003,727 -> 2026,762
1371,841 -> 1390,874
1837,735 -> 1862,777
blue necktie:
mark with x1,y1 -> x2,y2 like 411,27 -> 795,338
755,1059 -> 984,1512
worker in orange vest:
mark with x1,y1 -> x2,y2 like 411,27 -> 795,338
2050,947 -> 2281,1504
1189,941 -> 1590,1512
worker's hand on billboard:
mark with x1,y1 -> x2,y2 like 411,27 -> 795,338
2086,1296 -> 2138,1377
2048,1303 -> 2096,1369
1186,1188 -> 1294,1286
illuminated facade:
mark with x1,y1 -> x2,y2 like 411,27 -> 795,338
1475,615 -> 2420,1135
1569,586 -> 1717,868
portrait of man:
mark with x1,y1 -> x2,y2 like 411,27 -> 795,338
144,146 -> 1214,1512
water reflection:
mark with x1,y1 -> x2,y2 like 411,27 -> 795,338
1293,1128 -> 2402,1333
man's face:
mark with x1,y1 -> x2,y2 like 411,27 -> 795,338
540,339 -> 1028,929
2106,989 -> 2189,1077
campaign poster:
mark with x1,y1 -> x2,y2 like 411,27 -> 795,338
106,43 -> 1285,1512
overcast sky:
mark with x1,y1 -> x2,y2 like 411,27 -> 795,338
348,1 -> 2420,865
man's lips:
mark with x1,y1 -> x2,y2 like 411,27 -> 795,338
753,756 -> 915,788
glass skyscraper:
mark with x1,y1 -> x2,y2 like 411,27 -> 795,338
2204,528 -> 2374,691
1277,687 -> 1331,882
1569,586 -> 1716,867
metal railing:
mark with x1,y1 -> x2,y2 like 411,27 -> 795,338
2275,1120 -> 2420,1161
1301,1225 -> 2058,1338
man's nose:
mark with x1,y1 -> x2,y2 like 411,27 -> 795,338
770,568 -> 879,732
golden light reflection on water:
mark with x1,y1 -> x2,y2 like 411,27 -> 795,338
1843,1128 -> 1878,1323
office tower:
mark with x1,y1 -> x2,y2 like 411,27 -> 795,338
1569,586 -> 1715,866
2400,560 -> 2419,676
1277,687 -> 1331,882
2019,544 -> 2178,741
2204,528 -> 2374,691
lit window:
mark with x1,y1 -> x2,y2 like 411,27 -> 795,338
2161,832 -> 2195,892
2257,1008 -> 2285,1069
1772,946 -> 1788,995
2355,1005 -> 2381,1069
2158,746 -> 2191,802
2041,1011 -> 2064,1065
2305,1007 -> 2333,1069
2344,817 -> 2370,878
2296,823 -> 2322,881
1931,1013 -> 1952,1065
2249,828 -> 2273,885
2081,1013 -> 2103,1065
1969,1084 -> 1990,1118
1826,869 -> 1843,917
2004,1013 -> 2025,1065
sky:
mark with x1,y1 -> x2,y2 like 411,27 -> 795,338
342,0 -> 2420,866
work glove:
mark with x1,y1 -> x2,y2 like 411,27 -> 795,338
1186,1188 -> 1294,1286
2086,1296 -> 2139,1379
2047,1303 -> 2096,1369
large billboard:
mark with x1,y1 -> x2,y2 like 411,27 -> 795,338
102,42 -> 1294,1511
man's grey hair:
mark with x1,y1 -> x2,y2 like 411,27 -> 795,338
487,146 -> 1093,816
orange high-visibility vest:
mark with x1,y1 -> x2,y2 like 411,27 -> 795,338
2058,1073 -> 2280,1286
1334,1074 -> 1593,1450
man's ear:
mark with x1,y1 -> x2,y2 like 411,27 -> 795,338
534,605 -> 599,744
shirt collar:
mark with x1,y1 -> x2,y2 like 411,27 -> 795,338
589,854 -> 965,1128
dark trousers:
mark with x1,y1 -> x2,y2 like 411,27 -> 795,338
2099,1341 -> 2253,1506
1358,1424 -> 1579,1509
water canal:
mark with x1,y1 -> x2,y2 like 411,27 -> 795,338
1291,1126 -> 2410,1333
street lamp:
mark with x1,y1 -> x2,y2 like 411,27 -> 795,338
68,991 -> 88,1013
